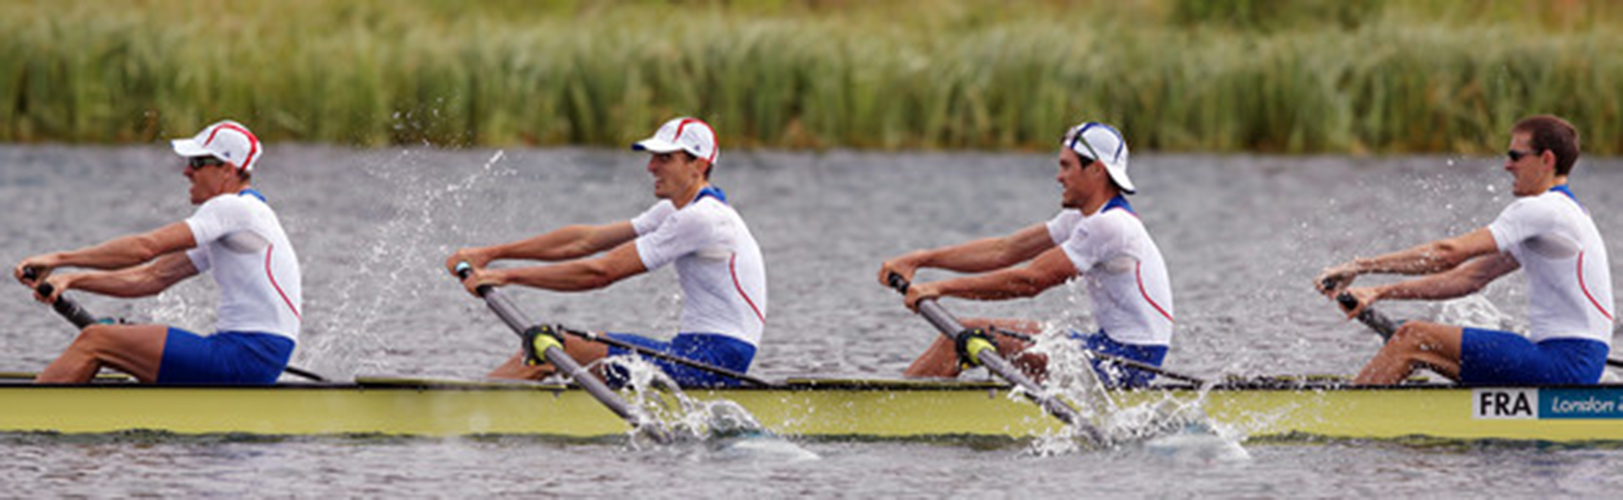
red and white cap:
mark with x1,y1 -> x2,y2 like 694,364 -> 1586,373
631,117 -> 718,166
171,120 -> 262,172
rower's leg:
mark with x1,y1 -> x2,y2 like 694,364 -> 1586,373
1354,321 -> 1463,385
487,336 -> 611,381
903,335 -> 965,378
488,351 -> 549,380
36,324 -> 167,383
903,318 -> 1042,379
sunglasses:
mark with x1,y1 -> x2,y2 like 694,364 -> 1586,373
1506,149 -> 1540,162
186,156 -> 226,169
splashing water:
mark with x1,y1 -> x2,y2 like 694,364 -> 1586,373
596,355 -> 820,461
1017,326 -> 1248,459
303,149 -> 517,379
1436,294 -> 1520,333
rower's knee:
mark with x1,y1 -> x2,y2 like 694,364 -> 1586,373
1388,321 -> 1444,351
72,324 -> 118,353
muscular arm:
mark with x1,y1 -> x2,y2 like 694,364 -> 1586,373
1318,228 -> 1500,293
1368,251 -> 1520,303
17,222 -> 196,276
447,221 -> 636,273
880,223 -> 1055,284
50,252 -> 200,300
907,247 -> 1078,308
464,240 -> 648,294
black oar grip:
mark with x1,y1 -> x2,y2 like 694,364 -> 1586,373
1335,292 -> 1359,312
454,262 -> 496,296
1336,291 -> 1399,342
887,272 -> 909,293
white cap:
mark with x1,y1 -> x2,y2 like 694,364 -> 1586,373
1062,121 -> 1133,194
631,117 -> 718,166
171,120 -> 262,172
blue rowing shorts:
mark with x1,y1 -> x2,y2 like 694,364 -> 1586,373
156,328 -> 295,385
1068,330 -> 1169,388
1459,327 -> 1609,385
602,332 -> 756,388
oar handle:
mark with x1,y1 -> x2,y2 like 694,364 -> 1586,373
454,262 -> 495,296
891,273 -> 965,333
23,267 -> 98,329
886,272 -> 910,294
1334,292 -> 1398,342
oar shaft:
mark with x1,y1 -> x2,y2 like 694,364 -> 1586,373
913,299 -> 965,338
480,285 -> 642,422
889,274 -> 1102,444
1336,293 -> 1397,342
36,282 -> 98,329
457,263 -> 670,443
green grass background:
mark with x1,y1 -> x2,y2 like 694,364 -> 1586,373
3,0 -> 1620,154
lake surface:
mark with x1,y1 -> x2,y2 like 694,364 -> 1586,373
3,145 -> 1622,497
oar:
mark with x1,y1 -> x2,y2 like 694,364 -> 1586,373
22,269 -> 99,329
554,326 -> 777,387
1331,288 -> 1623,369
1334,292 -> 1398,342
982,328 -> 1206,386
887,274 -> 1104,445
454,262 -> 671,444
22,267 -> 328,382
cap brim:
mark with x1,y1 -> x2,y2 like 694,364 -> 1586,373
171,138 -> 209,157
631,138 -> 682,153
1104,163 -> 1136,194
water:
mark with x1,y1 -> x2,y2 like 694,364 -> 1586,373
4,145 -> 1623,497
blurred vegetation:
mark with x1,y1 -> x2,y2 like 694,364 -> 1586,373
2,0 -> 1621,154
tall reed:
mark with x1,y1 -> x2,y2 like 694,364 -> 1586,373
2,0 -> 1621,154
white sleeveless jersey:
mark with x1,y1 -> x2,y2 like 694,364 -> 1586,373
1046,199 -> 1175,346
631,194 -> 767,345
184,191 -> 302,341
1488,187 -> 1613,344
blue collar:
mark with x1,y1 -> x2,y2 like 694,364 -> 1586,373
693,185 -> 727,205
1549,184 -> 1576,202
1100,194 -> 1134,215
239,188 -> 266,202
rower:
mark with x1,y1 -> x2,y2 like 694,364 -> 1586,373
13,120 -> 302,384
1318,115 -> 1613,386
878,121 -> 1177,387
447,117 -> 767,387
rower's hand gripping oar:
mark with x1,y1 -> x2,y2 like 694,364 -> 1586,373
1320,276 -> 1398,342
887,273 -> 1105,446
455,262 -> 672,444
22,267 -> 100,329
23,266 -> 328,382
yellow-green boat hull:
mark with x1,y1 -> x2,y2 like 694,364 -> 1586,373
3,377 -> 1620,442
